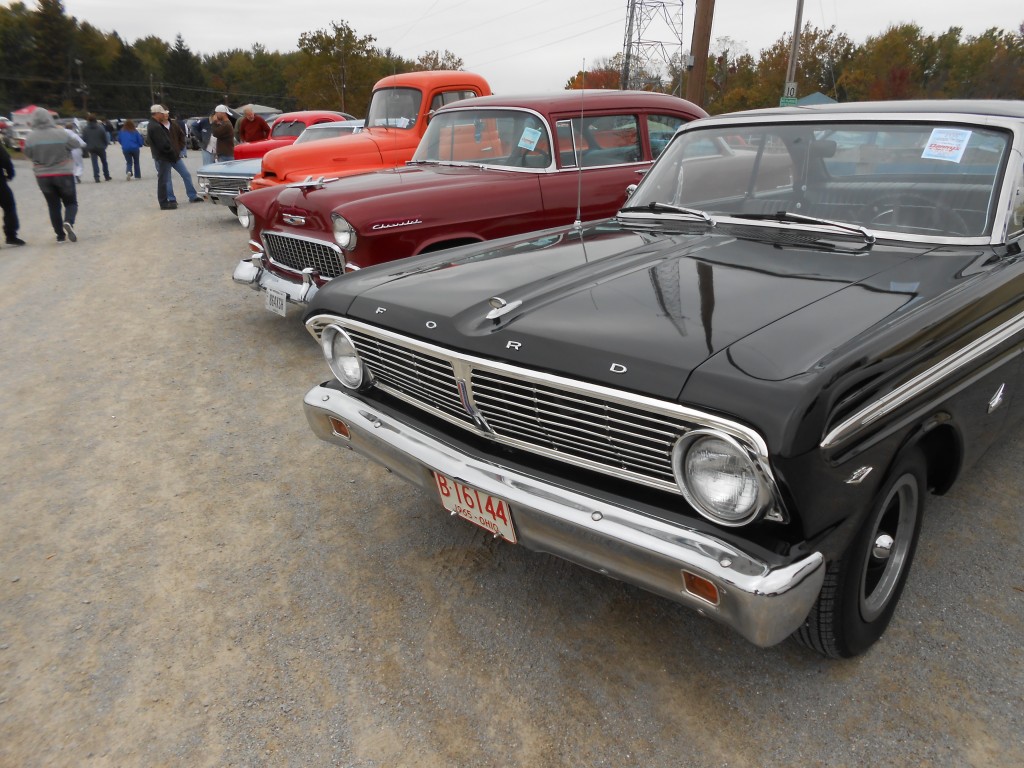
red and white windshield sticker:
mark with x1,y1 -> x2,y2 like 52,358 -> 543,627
922,128 -> 972,163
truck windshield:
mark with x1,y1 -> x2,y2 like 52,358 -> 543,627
366,87 -> 422,130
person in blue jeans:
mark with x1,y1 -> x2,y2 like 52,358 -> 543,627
81,114 -> 111,182
118,119 -> 145,180
164,111 -> 203,204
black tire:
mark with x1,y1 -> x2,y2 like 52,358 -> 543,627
228,204 -> 238,215
796,449 -> 926,658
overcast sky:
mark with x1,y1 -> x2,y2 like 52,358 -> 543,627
62,0 -> 1020,95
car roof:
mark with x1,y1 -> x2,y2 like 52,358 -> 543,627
706,99 -> 1024,121
272,110 -> 353,123
372,70 -> 490,92
433,90 -> 706,116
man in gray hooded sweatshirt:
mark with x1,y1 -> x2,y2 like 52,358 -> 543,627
23,107 -> 81,242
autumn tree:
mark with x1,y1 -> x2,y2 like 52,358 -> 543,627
292,20 -> 387,115
416,50 -> 464,71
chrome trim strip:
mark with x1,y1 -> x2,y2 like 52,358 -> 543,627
821,308 -> 1024,448
303,383 -> 824,648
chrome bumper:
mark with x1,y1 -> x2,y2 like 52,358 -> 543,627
232,258 -> 318,306
303,384 -> 825,648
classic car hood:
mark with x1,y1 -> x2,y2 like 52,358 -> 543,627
197,158 -> 262,177
259,131 -> 389,181
313,221 -> 932,400
271,165 -> 530,217
233,137 -> 295,160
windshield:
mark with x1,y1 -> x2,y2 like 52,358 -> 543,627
628,121 -> 1011,239
412,108 -> 551,168
366,87 -> 423,130
270,120 -> 308,139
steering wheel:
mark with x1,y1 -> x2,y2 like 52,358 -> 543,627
861,192 -> 970,236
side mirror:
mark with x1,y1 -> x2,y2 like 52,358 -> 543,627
625,184 -> 638,198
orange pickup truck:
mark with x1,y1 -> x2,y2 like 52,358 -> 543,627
249,70 -> 491,190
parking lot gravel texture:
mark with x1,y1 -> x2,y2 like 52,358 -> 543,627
0,151 -> 1022,767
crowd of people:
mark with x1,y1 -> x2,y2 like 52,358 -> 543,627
0,103 -> 257,247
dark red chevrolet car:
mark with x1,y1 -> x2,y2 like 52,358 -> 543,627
232,90 -> 707,317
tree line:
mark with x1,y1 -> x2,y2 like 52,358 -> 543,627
0,0 -> 464,120
2,1 -> 1022,123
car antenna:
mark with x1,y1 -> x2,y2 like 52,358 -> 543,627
573,61 -> 585,233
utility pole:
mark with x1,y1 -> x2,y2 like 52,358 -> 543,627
780,0 -> 804,106
685,0 -> 714,106
620,0 -> 637,90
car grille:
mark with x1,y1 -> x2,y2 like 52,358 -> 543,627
263,233 -> 345,278
198,175 -> 250,196
307,318 -> 718,494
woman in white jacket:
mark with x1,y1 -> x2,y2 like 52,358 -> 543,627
63,123 -> 86,182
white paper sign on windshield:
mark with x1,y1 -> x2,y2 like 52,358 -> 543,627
922,128 -> 972,163
518,126 -> 542,151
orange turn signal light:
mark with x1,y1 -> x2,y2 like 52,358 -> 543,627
328,417 -> 351,439
682,570 -> 720,605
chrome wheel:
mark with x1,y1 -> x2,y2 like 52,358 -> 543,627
859,471 -> 918,623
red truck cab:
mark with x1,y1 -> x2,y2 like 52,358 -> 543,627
250,70 -> 491,189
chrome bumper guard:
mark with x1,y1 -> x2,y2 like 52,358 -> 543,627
303,383 -> 825,648
232,256 -> 318,305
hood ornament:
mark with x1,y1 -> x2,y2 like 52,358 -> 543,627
283,214 -> 306,226
486,296 -> 522,320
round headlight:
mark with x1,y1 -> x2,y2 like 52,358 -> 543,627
236,202 -> 252,229
674,431 -> 766,526
332,214 -> 357,250
320,324 -> 366,389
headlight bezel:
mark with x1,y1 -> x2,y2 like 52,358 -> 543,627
672,429 -> 773,527
320,324 -> 369,390
236,201 -> 252,230
332,213 -> 357,250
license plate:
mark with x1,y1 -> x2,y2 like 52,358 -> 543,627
265,288 -> 287,316
433,472 -> 516,543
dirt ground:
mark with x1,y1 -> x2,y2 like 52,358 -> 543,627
0,151 -> 1022,767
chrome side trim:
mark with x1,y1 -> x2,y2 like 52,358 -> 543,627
821,308 -> 1024,448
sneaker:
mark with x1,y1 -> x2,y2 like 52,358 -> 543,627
56,235 -> 66,243
63,222 -> 77,242
160,202 -> 178,210
104,176 -> 111,181
5,237 -> 25,246
189,197 -> 204,203
126,172 -> 132,181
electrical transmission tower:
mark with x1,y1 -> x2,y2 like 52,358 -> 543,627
620,0 -> 686,93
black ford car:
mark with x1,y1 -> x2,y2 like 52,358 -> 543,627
300,101 -> 1024,657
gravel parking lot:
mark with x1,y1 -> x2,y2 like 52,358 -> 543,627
1,151 -> 1022,767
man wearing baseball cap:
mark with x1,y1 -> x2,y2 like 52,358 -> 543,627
146,104 -> 179,210
210,105 -> 235,161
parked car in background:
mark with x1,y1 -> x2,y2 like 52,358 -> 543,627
250,70 -> 491,190
234,90 -> 705,314
300,100 -> 1024,658
233,110 -> 357,160
1,117 -> 16,149
198,121 -> 366,213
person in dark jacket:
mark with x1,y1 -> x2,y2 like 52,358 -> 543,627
147,104 -> 179,210
118,119 -> 145,180
82,114 -> 111,182
165,111 -> 202,204
0,142 -> 24,246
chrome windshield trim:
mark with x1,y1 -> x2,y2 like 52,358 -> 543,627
821,307 -> 1024,448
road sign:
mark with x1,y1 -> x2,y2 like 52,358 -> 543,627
779,97 -> 798,107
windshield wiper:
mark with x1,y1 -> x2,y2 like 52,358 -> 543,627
733,210 -> 875,244
620,201 -> 715,224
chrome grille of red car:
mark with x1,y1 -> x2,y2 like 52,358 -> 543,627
263,233 -> 345,278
